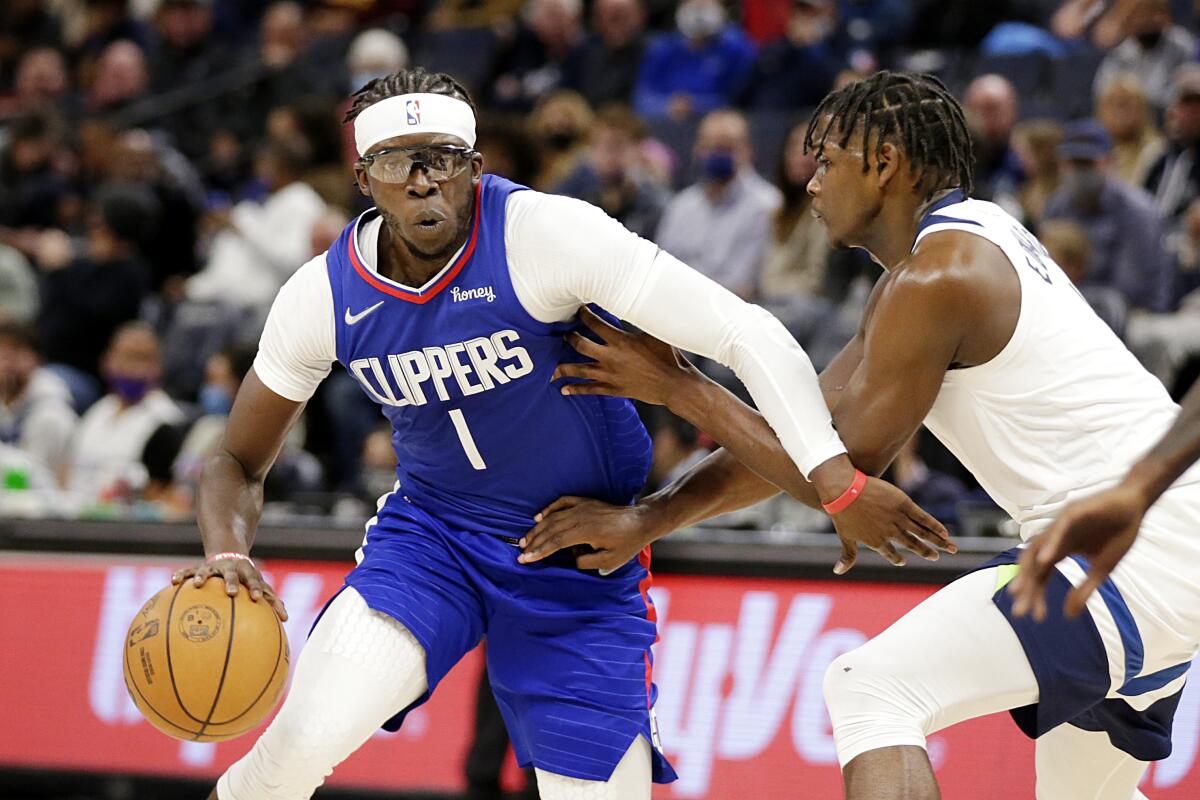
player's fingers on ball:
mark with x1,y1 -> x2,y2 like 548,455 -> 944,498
172,566 -> 195,584
192,565 -> 212,586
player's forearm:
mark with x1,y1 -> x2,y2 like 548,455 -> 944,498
196,449 -> 266,557
665,373 -> 825,508
639,447 -> 782,540
1124,380 -> 1200,508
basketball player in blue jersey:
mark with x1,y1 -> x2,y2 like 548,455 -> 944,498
170,69 -> 950,800
523,71 -> 1200,799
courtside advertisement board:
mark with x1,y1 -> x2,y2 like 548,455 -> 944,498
3,554 -> 1198,798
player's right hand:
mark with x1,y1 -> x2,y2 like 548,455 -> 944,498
172,556 -> 288,621
829,476 -> 956,574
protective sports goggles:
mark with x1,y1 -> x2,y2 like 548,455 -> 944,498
358,145 -> 476,184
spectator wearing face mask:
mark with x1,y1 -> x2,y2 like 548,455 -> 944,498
69,322 -> 184,503
655,109 -> 780,298
527,90 -> 593,191
1043,118 -> 1173,313
744,0 -> 843,110
1093,0 -> 1196,114
169,344 -> 323,507
633,0 -> 756,121
552,104 -> 671,239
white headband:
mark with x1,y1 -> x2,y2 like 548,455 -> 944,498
354,92 -> 477,156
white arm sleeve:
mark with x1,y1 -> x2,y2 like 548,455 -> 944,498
253,255 -> 336,402
506,191 -> 846,478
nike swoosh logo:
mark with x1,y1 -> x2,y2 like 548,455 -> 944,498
344,301 -> 384,325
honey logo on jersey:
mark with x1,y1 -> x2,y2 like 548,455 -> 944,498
348,328 -> 533,408
450,285 -> 496,304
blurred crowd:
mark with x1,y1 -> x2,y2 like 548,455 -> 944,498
3,0 -> 1200,535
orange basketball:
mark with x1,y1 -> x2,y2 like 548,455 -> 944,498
123,577 -> 289,742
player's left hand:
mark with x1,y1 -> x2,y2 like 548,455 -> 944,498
1008,483 -> 1145,621
518,496 -> 652,572
553,307 -> 702,407
828,475 -> 957,574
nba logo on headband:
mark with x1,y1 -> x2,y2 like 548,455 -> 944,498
354,93 -> 476,155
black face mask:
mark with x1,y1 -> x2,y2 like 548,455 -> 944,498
547,131 -> 578,152
1136,30 -> 1165,49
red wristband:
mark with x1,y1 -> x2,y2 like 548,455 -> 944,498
822,470 -> 868,515
206,551 -> 254,567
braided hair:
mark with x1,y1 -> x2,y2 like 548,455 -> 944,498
343,68 -> 476,124
805,71 -> 974,198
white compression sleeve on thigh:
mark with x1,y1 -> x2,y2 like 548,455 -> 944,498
823,567 -> 1040,767
1036,723 -> 1150,800
217,587 -> 429,800
535,734 -> 652,800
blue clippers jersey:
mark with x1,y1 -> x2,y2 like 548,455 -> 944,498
325,174 -> 652,536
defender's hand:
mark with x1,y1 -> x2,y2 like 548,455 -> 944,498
1009,484 -> 1144,621
173,556 -> 288,620
829,476 -> 956,574
519,496 -> 654,572
553,307 -> 702,407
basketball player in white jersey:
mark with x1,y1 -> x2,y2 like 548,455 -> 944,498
1010,372 -> 1200,620
519,71 -> 1200,798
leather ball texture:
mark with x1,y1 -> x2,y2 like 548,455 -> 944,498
123,578 -> 289,741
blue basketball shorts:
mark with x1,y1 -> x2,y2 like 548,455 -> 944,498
983,547 -> 1191,761
332,493 -> 677,784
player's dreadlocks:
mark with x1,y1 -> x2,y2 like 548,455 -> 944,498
343,68 -> 476,124
805,71 -> 974,198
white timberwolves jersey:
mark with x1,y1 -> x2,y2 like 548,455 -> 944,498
917,196 -> 1200,677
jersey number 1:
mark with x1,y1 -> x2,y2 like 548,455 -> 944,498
449,409 -> 487,470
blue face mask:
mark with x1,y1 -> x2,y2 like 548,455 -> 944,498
198,383 -> 233,416
108,373 -> 152,405
702,151 -> 736,182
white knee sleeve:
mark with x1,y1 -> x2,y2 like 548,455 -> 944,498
823,649 -> 934,767
217,587 -> 428,800
823,568 -> 1039,768
534,735 -> 652,800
